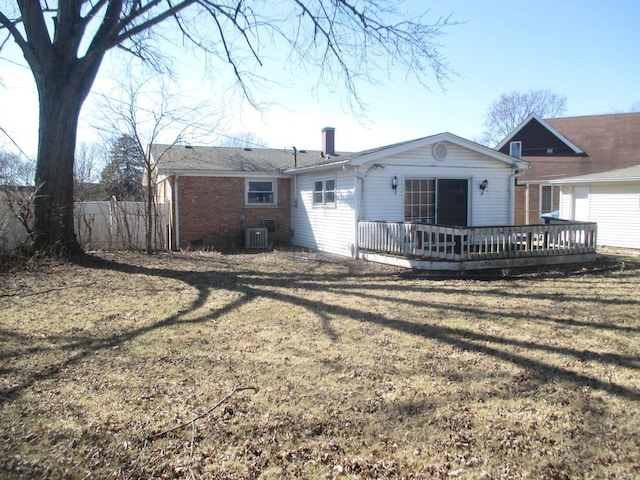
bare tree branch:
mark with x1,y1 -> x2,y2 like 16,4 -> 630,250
147,386 -> 258,440
480,89 -> 568,146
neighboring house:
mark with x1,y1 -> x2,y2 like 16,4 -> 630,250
286,130 -> 529,258
496,112 -> 640,225
152,129 -> 529,256
550,164 -> 640,249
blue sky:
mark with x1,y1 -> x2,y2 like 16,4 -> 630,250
1,0 -> 639,156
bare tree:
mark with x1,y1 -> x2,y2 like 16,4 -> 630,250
217,131 -> 267,148
94,72 -> 219,253
0,149 -> 36,250
480,89 -> 568,147
0,149 -> 33,186
75,142 -> 106,201
0,1 -> 453,256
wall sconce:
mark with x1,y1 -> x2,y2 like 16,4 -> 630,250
479,179 -> 488,195
392,175 -> 398,195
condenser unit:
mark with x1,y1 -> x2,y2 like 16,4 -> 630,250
244,227 -> 268,249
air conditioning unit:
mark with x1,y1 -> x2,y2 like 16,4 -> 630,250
244,227 -> 268,249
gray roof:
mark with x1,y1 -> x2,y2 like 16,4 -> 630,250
152,131 -> 526,176
151,144 -> 352,174
550,163 -> 640,184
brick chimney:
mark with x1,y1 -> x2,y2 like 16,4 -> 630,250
322,127 -> 335,157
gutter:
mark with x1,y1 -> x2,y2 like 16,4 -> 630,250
353,168 -> 366,259
284,159 -> 351,175
167,169 -> 287,178
550,176 -> 640,185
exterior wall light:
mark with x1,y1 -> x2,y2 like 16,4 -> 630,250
480,179 -> 488,195
392,175 -> 398,194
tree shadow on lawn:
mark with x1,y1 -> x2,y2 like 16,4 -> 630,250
1,252 -> 639,404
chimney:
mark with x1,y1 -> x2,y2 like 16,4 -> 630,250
322,127 -> 335,157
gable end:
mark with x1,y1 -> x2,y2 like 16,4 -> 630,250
497,118 -> 586,158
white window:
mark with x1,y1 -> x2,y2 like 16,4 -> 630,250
509,141 -> 522,159
404,178 -> 435,223
246,179 -> 275,205
313,178 -> 336,205
541,185 -> 553,213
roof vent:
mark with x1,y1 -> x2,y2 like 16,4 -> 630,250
432,142 -> 448,160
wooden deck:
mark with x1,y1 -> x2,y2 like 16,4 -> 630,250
357,221 -> 598,271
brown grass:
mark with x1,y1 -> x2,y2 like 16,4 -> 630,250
1,248 -> 639,479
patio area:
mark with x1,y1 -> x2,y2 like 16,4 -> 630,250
357,220 -> 598,271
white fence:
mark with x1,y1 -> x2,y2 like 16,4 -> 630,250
1,199 -> 168,253
358,221 -> 597,262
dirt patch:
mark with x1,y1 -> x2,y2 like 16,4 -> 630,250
1,250 -> 639,478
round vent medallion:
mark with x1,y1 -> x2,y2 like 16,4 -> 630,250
432,142 -> 448,160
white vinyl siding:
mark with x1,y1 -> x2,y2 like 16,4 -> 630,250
290,170 -> 356,257
290,141 -> 519,258
359,143 -> 513,226
559,183 -> 640,249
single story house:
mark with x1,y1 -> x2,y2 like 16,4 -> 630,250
151,129 -> 530,256
150,130 -> 344,250
550,164 -> 640,249
495,112 -> 640,225
286,130 -> 530,258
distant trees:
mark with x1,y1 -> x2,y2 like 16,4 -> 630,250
75,142 -> 106,201
218,131 -> 267,149
101,135 -> 146,201
0,149 -> 36,249
0,149 -> 33,186
480,89 -> 568,146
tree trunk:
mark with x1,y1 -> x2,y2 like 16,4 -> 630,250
31,58 -> 103,256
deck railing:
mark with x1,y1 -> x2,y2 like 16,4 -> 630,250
357,221 -> 597,262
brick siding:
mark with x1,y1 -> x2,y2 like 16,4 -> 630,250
514,183 -> 560,225
514,184 -> 527,224
175,176 -> 290,250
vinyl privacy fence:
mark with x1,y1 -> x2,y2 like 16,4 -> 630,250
1,199 -> 169,253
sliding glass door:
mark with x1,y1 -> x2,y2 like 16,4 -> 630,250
404,178 -> 468,226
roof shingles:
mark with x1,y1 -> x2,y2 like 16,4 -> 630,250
519,112 -> 640,182
151,144 -> 352,174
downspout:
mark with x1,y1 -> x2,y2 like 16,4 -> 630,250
174,174 -> 180,250
524,184 -> 530,224
354,167 -> 366,259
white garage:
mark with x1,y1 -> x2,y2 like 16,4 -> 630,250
553,165 -> 640,249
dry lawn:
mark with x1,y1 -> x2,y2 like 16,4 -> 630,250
1,248 -> 639,479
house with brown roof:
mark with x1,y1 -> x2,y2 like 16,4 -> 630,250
495,112 -> 640,228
